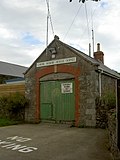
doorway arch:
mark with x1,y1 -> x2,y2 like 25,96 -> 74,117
35,64 -> 80,126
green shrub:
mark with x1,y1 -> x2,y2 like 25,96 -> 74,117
102,92 -> 116,110
0,93 -> 29,121
95,92 -> 116,129
96,92 -> 116,110
0,95 -> 9,118
0,118 -> 18,127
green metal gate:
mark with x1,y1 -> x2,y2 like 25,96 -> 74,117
40,80 -> 75,122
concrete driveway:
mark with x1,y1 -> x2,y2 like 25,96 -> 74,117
0,123 -> 112,160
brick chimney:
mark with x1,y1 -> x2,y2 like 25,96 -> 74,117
94,43 -> 104,63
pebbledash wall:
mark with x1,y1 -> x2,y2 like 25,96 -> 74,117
25,36 -> 120,127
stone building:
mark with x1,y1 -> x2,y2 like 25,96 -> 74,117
25,36 -> 120,127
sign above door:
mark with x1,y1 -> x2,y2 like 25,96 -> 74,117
36,57 -> 76,68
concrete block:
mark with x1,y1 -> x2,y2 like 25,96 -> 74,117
86,109 -> 96,115
86,120 -> 96,127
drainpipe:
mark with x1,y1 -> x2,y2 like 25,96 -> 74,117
98,69 -> 103,97
116,79 -> 118,147
98,72 -> 102,97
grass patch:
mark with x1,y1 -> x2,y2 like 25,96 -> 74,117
0,118 -> 19,127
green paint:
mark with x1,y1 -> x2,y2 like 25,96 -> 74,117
40,80 -> 75,121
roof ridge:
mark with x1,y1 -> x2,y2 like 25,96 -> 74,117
56,38 -> 99,65
0,61 -> 28,68
56,38 -> 120,78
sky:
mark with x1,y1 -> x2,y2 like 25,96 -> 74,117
0,0 -> 120,72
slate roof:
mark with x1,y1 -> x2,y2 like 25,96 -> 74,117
59,39 -> 120,79
0,61 -> 28,78
25,36 -> 120,79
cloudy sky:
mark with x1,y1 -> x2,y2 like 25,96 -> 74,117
0,0 -> 120,72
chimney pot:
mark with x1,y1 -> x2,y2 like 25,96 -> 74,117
94,43 -> 104,64
54,35 -> 59,40
97,43 -> 100,51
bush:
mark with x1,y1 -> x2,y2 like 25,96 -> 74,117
102,92 -> 116,110
0,118 -> 18,127
0,93 -> 29,121
0,95 -> 9,117
95,92 -> 116,128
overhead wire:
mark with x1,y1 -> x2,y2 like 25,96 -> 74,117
45,0 -> 100,56
76,1 -> 99,55
90,2 -> 100,35
91,4 -> 95,55
73,1 -> 92,56
84,2 -> 90,43
90,2 -> 100,55
46,0 -> 55,36
62,0 -> 101,57
63,3 -> 83,41
45,0 -> 55,45
77,2 -> 91,40
63,1 -> 92,47
45,0 -> 55,55
84,1 -> 101,55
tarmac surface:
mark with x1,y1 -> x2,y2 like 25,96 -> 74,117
0,123 -> 113,160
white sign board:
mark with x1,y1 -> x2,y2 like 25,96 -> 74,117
61,83 -> 73,94
36,57 -> 76,67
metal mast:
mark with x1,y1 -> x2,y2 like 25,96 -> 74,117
46,0 -> 50,55
92,29 -> 95,56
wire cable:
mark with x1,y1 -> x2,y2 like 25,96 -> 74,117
84,2 -> 90,42
63,4 -> 83,40
45,0 -> 55,55
46,0 -> 55,37
90,2 -> 100,55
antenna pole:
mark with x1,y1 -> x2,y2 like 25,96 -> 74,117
46,0 -> 49,55
92,29 -> 95,56
46,14 -> 49,55
89,43 -> 91,57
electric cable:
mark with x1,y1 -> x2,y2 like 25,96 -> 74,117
63,3 -> 83,41
77,1 -> 96,55
85,2 -> 90,42
90,2 -> 100,55
45,0 -> 55,55
45,0 -> 55,38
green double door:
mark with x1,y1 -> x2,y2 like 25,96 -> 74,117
40,80 -> 75,122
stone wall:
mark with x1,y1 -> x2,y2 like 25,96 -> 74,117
79,63 -> 98,127
108,109 -> 120,160
25,65 -> 36,123
96,75 -> 117,128
24,39 -> 118,128
25,39 -> 100,127
96,99 -> 108,128
101,74 -> 116,96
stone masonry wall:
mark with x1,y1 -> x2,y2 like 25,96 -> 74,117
96,74 -> 117,128
25,65 -> 36,122
25,39 -> 101,127
96,99 -> 108,129
25,49 -> 99,127
78,60 -> 99,127
108,109 -> 120,160
101,74 -> 116,96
